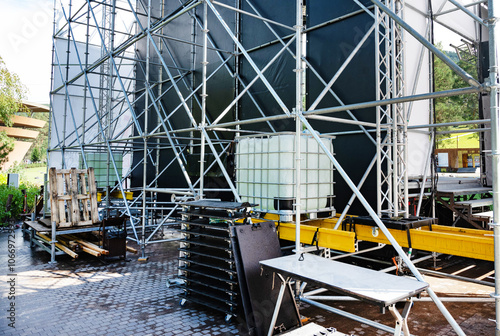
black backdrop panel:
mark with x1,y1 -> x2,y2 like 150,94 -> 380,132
238,0 -> 296,132
133,0 -> 237,190
306,1 -> 377,214
132,0 -> 382,213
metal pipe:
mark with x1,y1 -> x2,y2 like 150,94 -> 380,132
212,1 -> 295,31
164,87 -> 483,134
205,0 -> 291,116
329,244 -> 386,260
447,0 -> 486,26
436,128 -> 490,134
408,119 -> 490,129
304,86 -> 483,117
416,131 -> 434,216
486,1 -> 500,334
417,268 -> 494,288
299,114 -> 466,335
294,0 -> 304,255
300,297 -> 397,334
309,24 -> 376,111
434,0 -> 487,17
199,0 -> 208,198
306,114 -> 380,129
305,296 -> 494,302
335,153 -> 378,228
70,1 -> 142,241
51,0 -> 202,95
242,0 -> 378,145
185,3 -> 276,132
380,254 -> 439,273
202,128 -> 242,201
371,0 -> 481,88
267,276 -> 288,336
212,34 -> 296,125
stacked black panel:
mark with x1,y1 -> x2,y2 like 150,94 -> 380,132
178,200 -> 253,321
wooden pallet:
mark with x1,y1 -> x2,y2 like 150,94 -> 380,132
49,167 -> 99,228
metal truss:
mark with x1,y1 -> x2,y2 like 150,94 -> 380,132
375,0 -> 407,218
48,0 -> 499,334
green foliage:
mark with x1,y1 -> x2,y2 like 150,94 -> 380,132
434,44 -> 479,145
0,56 -> 27,164
0,56 -> 27,126
31,145 -> 41,163
6,161 -> 23,174
24,111 -> 49,163
0,180 -> 40,225
0,131 -> 14,166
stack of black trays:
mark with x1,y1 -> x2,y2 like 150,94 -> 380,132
178,200 -> 253,322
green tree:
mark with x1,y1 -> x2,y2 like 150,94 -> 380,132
0,56 -> 27,165
434,44 -> 479,146
0,132 -> 14,166
30,145 -> 41,163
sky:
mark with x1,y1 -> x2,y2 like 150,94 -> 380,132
0,1 -> 475,105
0,0 -> 54,104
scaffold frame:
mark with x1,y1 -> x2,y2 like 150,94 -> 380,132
49,0 -> 499,334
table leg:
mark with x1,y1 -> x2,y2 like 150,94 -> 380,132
267,275 -> 288,336
388,300 -> 413,336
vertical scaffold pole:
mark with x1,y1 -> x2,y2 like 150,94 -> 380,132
488,1 -> 500,335
140,0 -> 152,261
294,0 -> 304,255
199,0 -> 209,199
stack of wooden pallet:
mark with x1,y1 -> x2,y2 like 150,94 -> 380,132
49,167 -> 100,228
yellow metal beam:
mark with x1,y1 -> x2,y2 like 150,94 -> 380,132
276,222 -> 356,252
354,224 -> 493,261
243,215 -> 356,252
255,215 -> 493,261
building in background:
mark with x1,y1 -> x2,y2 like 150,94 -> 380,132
0,101 -> 48,170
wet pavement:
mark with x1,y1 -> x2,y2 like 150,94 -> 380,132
0,224 -> 496,335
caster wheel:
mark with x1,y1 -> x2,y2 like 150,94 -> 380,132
180,299 -> 187,307
225,314 -> 232,322
166,279 -> 171,288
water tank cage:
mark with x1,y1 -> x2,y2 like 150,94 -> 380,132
235,132 -> 336,220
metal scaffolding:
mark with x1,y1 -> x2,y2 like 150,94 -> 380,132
49,0 -> 498,334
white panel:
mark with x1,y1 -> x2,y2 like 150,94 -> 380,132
432,0 -> 481,44
49,37 -> 134,175
405,1 -> 432,177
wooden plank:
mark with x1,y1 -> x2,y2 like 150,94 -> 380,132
74,220 -> 93,226
63,172 -> 72,225
81,246 -> 101,257
70,168 -> 81,224
88,168 -> 100,223
48,168 -> 60,226
58,169 -> 72,174
36,232 -> 78,259
79,173 -> 89,222
57,221 -> 74,228
56,168 -> 86,174
57,172 -> 67,224
126,246 -> 138,254
54,195 -> 72,200
62,234 -> 109,255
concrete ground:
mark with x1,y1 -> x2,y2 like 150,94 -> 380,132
0,225 -> 496,335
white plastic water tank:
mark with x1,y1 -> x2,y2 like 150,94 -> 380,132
236,132 -> 335,214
